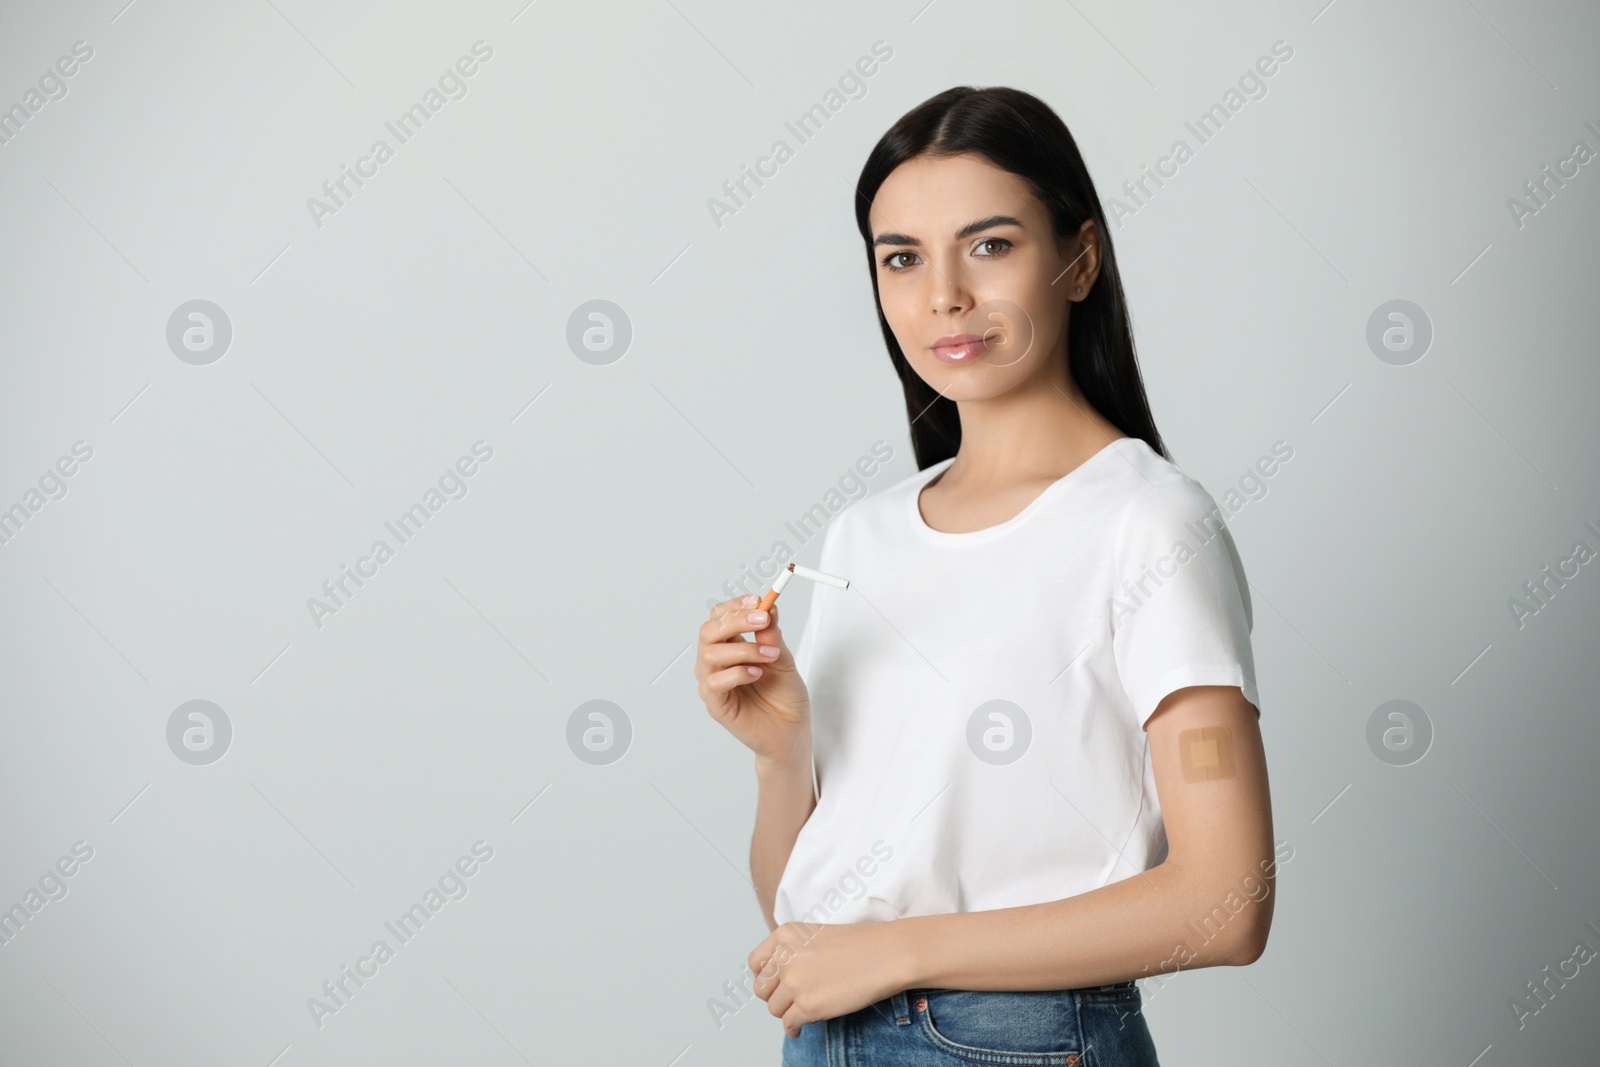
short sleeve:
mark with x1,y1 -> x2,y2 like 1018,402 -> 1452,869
1110,478 -> 1260,728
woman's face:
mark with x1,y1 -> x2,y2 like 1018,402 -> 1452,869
868,152 -> 1098,402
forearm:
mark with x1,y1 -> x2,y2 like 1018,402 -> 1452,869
899,856 -> 1271,991
749,743 -> 817,931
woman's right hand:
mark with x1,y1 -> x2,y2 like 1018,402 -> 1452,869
697,594 -> 811,766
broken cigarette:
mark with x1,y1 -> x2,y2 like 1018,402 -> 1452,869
756,563 -> 849,613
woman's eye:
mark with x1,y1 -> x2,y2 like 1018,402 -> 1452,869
881,239 -> 1009,272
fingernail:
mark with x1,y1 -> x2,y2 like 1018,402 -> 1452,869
759,644 -> 779,657
742,594 -> 757,607
747,610 -> 768,625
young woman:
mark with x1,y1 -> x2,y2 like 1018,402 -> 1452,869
695,86 -> 1275,1065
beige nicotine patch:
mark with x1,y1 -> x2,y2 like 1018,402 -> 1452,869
1178,726 -> 1235,782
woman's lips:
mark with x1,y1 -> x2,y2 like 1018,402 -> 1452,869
931,333 -> 991,364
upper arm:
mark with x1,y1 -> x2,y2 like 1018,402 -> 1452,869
1107,477 -> 1274,960
1146,684 -> 1275,962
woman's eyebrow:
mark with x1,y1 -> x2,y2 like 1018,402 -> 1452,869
872,214 -> 1025,248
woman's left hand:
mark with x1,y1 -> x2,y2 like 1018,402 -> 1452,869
747,919 -> 913,1037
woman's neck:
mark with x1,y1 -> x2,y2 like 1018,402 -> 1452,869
943,364 -> 1126,487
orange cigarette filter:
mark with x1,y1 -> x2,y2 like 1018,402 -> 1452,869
756,563 -> 850,612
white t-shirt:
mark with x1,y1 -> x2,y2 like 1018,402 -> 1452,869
772,436 -> 1259,927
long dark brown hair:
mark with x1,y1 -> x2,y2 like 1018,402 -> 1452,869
854,86 -> 1168,468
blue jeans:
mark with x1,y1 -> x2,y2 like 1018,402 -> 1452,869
781,981 -> 1159,1066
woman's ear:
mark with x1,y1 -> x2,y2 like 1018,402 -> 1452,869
1068,218 -> 1101,293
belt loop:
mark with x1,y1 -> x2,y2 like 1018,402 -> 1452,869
891,989 -> 912,1025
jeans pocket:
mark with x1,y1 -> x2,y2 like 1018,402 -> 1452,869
915,989 -> 1085,1066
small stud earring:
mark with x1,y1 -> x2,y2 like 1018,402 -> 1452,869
1074,286 -> 1083,295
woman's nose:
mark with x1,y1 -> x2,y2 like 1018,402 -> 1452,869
927,260 -> 971,316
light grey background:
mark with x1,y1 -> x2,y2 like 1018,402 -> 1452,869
2,0 -> 1597,1064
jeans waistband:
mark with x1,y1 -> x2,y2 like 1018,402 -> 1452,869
890,988 -> 912,1025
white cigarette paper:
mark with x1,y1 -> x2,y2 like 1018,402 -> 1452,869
755,561 -> 849,613
790,564 -> 849,589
